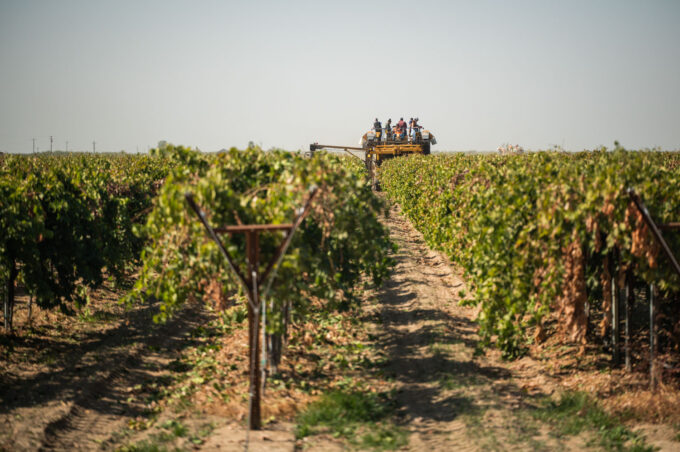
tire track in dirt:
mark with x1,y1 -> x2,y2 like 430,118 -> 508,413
37,304 -> 210,451
376,202 -> 571,451
1,300 -> 210,451
39,306 -> 211,450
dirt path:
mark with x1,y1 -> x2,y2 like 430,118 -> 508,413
375,203 -> 580,451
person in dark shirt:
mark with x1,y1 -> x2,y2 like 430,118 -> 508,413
385,119 -> 392,140
373,118 -> 382,132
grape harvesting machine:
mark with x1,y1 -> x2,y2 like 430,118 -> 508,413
309,126 -> 436,189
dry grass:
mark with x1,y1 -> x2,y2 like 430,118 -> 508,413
517,332 -> 680,425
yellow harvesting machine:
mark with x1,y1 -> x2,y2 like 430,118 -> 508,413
309,126 -> 436,188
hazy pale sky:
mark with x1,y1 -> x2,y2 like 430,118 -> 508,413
1,0 -> 679,153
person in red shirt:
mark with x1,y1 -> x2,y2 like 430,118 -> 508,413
397,117 -> 407,140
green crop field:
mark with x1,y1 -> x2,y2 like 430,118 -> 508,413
1,146 -> 679,451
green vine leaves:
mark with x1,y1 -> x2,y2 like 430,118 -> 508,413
380,150 -> 680,358
127,146 -> 395,333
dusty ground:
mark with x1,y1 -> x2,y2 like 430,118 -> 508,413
0,285 -> 214,451
2,203 -> 680,451
367,203 -> 570,451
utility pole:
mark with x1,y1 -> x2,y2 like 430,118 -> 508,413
32,138 -> 36,153
92,140 -> 96,152
66,141 -> 68,152
50,136 -> 53,152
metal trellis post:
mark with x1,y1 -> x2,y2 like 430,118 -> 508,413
185,188 -> 317,432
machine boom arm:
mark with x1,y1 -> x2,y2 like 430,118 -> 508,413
309,143 -> 365,160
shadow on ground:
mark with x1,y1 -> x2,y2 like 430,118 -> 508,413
375,246 -> 545,426
0,301 -> 211,423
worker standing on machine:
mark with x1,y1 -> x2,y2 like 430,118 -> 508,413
411,117 -> 420,142
385,119 -> 392,141
373,118 -> 382,141
397,117 -> 407,140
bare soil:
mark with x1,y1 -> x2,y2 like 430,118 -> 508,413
367,202 -> 568,451
0,285 -> 212,451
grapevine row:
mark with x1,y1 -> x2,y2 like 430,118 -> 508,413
380,148 -> 680,358
126,145 -> 394,362
0,152 -> 172,328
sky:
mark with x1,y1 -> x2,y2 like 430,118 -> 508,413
1,0 -> 679,153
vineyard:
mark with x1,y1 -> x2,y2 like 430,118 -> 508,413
0,151 -> 173,327
1,147 -> 680,451
380,149 -> 680,364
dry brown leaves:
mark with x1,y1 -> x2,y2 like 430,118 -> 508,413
555,232 -> 588,350
561,368 -> 680,424
524,334 -> 680,423
199,278 -> 231,311
605,386 -> 680,424
183,299 -> 379,423
627,202 -> 660,269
